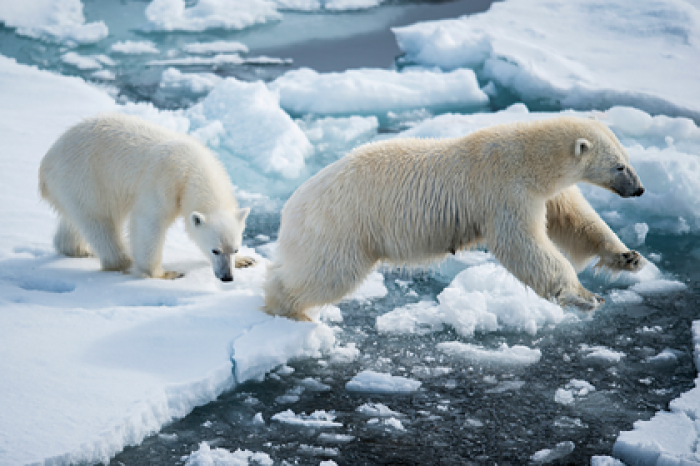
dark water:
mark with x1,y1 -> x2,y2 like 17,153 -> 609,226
105,224 -> 699,466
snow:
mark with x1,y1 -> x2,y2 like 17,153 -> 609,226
144,0 -> 282,32
0,56 -> 334,466
438,342 -> 542,367
0,0 -> 108,45
110,40 -> 160,54
345,371 -> 421,394
184,442 -> 273,466
269,67 -> 489,119
392,0 -> 700,121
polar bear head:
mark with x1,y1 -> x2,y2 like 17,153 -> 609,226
576,119 -> 645,198
188,208 -> 250,282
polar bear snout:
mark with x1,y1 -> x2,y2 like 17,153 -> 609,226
612,165 -> 644,198
212,252 -> 234,282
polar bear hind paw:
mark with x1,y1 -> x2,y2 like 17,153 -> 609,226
557,289 -> 604,312
235,255 -> 256,268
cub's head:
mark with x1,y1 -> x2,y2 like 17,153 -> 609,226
575,118 -> 644,198
187,208 -> 250,282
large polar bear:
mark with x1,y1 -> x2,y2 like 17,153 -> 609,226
264,116 -> 646,321
39,113 -> 254,281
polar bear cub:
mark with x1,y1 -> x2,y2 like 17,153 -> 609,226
39,113 -> 254,281
264,116 -> 646,321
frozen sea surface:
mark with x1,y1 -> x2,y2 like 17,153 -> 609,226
1,0 -> 699,465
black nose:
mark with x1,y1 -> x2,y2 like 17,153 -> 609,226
220,275 -> 233,282
634,187 -> 645,196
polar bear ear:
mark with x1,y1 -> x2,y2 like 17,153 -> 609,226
190,211 -> 206,228
237,207 -> 251,224
575,138 -> 591,156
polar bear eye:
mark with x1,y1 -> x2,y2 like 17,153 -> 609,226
212,249 -> 221,256
616,164 -> 625,172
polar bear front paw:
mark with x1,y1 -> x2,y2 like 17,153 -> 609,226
557,288 -> 604,312
235,255 -> 256,268
597,250 -> 646,273
161,270 -> 184,280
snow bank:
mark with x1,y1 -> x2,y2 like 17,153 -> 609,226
0,0 -> 108,45
0,56 -> 333,466
144,0 -> 282,32
392,0 -> 700,121
268,67 -> 488,119
345,371 -> 421,393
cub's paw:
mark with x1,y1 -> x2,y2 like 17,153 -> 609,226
557,288 -> 604,312
161,270 -> 184,280
235,255 -> 256,268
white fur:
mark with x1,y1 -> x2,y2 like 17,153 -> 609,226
264,116 -> 646,321
39,113 -> 251,280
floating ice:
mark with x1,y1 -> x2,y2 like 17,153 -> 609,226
271,410 -> 342,428
393,0 -> 700,120
110,40 -> 159,54
356,402 -> 403,418
0,0 -> 108,45
144,0 -> 282,32
530,441 -> 575,464
182,40 -> 249,55
61,51 -> 114,70
271,0 -> 382,11
580,345 -> 626,365
590,457 -> 625,466
554,380 -> 596,405
345,370 -> 421,394
186,77 -> 313,184
378,262 -> 566,338
154,68 -> 222,106
269,67 -> 488,120
345,271 -> 387,302
629,279 -> 688,296
184,442 -> 273,466
329,343 -> 360,364
438,342 -> 541,366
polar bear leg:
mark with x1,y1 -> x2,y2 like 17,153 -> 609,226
129,203 -> 179,279
74,217 -> 132,272
546,187 -> 645,273
490,211 -> 602,310
54,217 -> 91,258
